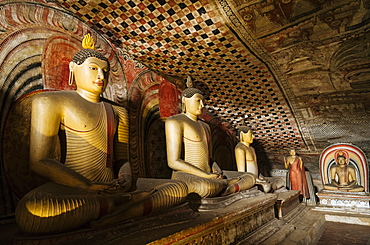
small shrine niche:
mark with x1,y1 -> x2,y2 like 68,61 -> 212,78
317,143 -> 370,208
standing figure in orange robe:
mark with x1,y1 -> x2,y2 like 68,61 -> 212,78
284,149 -> 309,198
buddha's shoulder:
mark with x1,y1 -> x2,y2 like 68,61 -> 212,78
166,114 -> 209,126
198,119 -> 209,128
167,113 -> 187,121
330,165 -> 340,170
235,142 -> 247,149
165,114 -> 189,129
32,91 -> 78,104
347,165 -> 356,170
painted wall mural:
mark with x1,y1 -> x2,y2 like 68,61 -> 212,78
226,0 -> 370,156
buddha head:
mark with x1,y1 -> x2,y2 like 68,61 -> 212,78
336,155 -> 347,166
238,126 -> 254,144
181,88 -> 204,115
69,34 -> 110,95
335,151 -> 348,166
71,48 -> 108,66
289,148 -> 296,156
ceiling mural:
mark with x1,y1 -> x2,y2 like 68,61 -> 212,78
217,0 -> 370,153
2,0 -> 370,155
50,0 -> 305,153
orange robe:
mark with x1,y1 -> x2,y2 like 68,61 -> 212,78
289,157 -> 309,198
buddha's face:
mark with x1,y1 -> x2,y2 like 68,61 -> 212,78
71,57 -> 109,95
241,130 -> 254,144
337,156 -> 346,165
184,93 -> 204,116
290,149 -> 296,156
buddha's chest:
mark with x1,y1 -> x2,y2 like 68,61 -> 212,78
62,103 -> 109,131
337,167 -> 348,177
183,122 -> 208,142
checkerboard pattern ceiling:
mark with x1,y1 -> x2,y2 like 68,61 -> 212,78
56,0 -> 305,152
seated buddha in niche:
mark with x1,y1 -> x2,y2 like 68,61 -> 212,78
323,151 -> 364,192
165,87 -> 256,198
15,34 -> 188,235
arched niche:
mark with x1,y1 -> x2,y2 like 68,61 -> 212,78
319,143 -> 369,192
128,70 -> 180,179
208,117 -> 237,171
144,110 -> 172,179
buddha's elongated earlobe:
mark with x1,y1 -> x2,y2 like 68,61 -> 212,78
182,98 -> 186,113
68,61 -> 74,86
68,70 -> 73,86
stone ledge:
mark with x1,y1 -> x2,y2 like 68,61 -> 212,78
149,194 -> 277,245
275,190 -> 300,218
14,193 -> 278,245
257,204 -> 309,245
261,206 -> 324,245
186,186 -> 264,210
317,190 -> 370,208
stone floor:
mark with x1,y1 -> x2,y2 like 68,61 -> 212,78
260,206 -> 370,245
2,206 -> 370,245
315,222 -> 370,245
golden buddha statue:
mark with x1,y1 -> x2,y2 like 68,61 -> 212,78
15,34 -> 188,235
235,126 -> 271,192
165,88 -> 256,198
235,126 -> 258,175
323,152 -> 364,192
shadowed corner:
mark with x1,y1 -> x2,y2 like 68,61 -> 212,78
186,192 -> 202,214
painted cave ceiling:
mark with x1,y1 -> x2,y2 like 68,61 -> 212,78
10,0 -> 370,154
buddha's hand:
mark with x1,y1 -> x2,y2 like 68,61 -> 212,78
330,180 -> 340,187
211,162 -> 225,179
87,182 -> 116,192
208,172 -> 225,179
88,179 -> 130,194
348,180 -> 356,187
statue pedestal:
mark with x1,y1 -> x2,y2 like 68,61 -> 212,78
13,191 -> 278,245
317,190 -> 370,208
186,186 -> 265,210
275,190 -> 300,218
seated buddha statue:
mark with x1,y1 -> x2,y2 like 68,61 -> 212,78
165,88 -> 256,198
235,126 -> 271,192
323,152 -> 364,192
15,34 -> 188,235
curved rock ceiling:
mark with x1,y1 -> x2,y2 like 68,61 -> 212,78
38,0 -> 370,154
